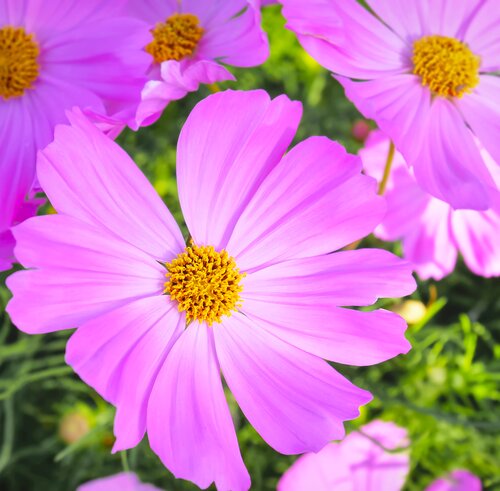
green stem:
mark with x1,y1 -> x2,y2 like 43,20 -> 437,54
0,397 -> 15,473
378,140 -> 395,195
121,450 -> 130,473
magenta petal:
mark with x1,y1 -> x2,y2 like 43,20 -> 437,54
412,99 -> 495,210
463,0 -> 500,72
77,472 -> 163,491
426,470 -> 482,491
214,315 -> 372,454
38,109 -> 184,260
338,74 -> 431,164
197,1 -> 269,67
360,131 -> 430,241
66,296 -> 184,451
243,249 -> 415,307
457,76 -> 500,168
177,90 -> 302,249
136,60 -> 234,128
243,302 -> 410,366
403,199 -> 457,281
452,202 -> 500,278
227,137 -> 385,271
6,215 -> 164,333
281,0 -> 407,78
0,231 -> 15,272
147,324 -> 250,491
278,420 -> 409,491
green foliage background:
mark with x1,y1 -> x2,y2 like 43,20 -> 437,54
1,6 -> 499,490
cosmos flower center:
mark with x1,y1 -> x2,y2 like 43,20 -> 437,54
0,26 -> 40,100
164,242 -> 245,326
145,13 -> 204,63
412,35 -> 480,98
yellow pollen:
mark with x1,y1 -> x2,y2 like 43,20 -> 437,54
412,35 -> 480,98
0,26 -> 40,100
164,242 -> 245,326
146,13 -> 204,63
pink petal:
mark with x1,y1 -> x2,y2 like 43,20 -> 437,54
281,0 -> 408,78
136,60 -> 234,128
412,98 -> 496,210
77,472 -> 163,491
452,199 -> 500,278
0,231 -> 15,272
338,74 -> 430,164
66,296 -> 184,451
196,1 -> 269,67
243,301 -> 410,366
38,109 -> 184,261
125,0 -> 177,24
278,420 -> 409,491
0,98 -> 38,231
457,76 -> 500,168
177,89 -> 302,249
403,199 -> 457,281
147,323 -> 250,491
242,249 -> 415,307
214,315 -> 372,454
359,130 -> 431,241
365,0 -> 429,42
278,444 -> 349,491
6,215 -> 164,333
227,137 -> 385,271
426,470 -> 482,491
463,0 -> 500,72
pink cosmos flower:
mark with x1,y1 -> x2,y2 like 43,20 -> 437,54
126,1 -> 269,127
426,470 -> 482,491
361,131 -> 500,281
278,420 -> 410,491
280,0 -> 500,210
7,90 -> 415,491
77,472 -> 163,491
0,0 -> 151,271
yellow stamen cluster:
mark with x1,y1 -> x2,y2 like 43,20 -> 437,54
146,13 -> 204,63
165,243 -> 245,326
0,26 -> 40,100
412,35 -> 480,98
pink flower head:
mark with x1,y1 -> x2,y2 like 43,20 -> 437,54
361,131 -> 500,281
278,420 -> 410,491
77,472 -> 163,491
426,470 -> 482,491
280,0 -> 500,210
7,90 -> 415,491
127,1 -> 270,127
0,0 -> 151,271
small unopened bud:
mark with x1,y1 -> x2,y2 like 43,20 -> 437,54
351,120 -> 371,142
392,300 -> 427,325
59,412 -> 91,445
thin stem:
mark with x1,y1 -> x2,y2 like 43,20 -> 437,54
378,140 -> 395,195
0,397 -> 15,473
121,450 -> 130,473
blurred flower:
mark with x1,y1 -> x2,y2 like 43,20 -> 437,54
392,300 -> 427,325
280,0 -> 500,211
59,412 -> 91,445
0,0 -> 151,271
360,131 -> 500,280
126,0 -> 270,127
278,420 -> 410,491
7,90 -> 415,491
426,470 -> 482,491
77,472 -> 163,491
351,119 -> 371,142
